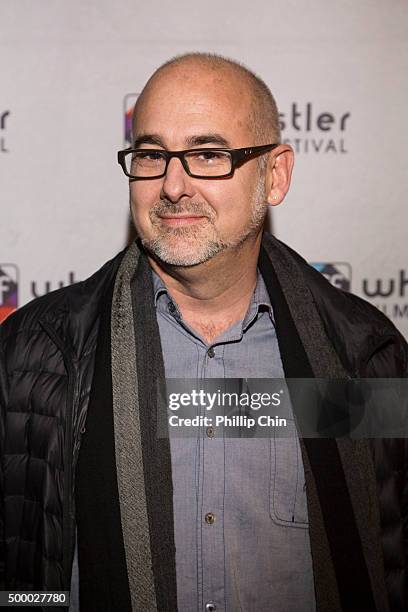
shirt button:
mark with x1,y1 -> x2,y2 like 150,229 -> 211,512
205,512 -> 216,525
205,603 -> 216,612
206,426 -> 215,438
167,302 -> 176,314
207,347 -> 215,358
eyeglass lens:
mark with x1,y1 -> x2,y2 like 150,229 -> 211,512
125,150 -> 233,178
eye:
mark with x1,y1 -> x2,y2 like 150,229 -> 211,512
185,150 -> 232,176
137,151 -> 164,161
197,151 -> 225,162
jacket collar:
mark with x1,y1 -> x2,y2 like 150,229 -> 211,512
77,235 -> 388,612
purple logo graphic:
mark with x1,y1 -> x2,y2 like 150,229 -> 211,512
124,94 -> 139,146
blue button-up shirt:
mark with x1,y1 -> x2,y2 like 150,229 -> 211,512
153,268 -> 316,612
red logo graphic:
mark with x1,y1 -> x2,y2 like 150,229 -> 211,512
0,264 -> 18,323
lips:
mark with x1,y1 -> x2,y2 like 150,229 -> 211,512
158,215 -> 208,226
158,214 -> 206,219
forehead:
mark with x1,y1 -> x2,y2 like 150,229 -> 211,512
133,64 -> 254,146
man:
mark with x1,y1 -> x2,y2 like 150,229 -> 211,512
0,53 -> 407,612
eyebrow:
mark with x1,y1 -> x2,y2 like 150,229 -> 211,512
133,133 -> 231,149
133,134 -> 164,148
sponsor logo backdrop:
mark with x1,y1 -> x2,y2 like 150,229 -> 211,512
1,1 -> 407,337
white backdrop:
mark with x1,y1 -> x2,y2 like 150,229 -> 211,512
1,0 -> 407,337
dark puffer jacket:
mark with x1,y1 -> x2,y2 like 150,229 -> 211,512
0,240 -> 407,610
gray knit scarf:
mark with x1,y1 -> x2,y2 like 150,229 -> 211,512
109,232 -> 389,612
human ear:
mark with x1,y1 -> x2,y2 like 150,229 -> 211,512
265,144 -> 295,206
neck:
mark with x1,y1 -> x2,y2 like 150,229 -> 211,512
148,233 -> 263,343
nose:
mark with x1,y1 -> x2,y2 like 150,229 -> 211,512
161,156 -> 194,203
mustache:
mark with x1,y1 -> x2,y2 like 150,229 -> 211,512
149,199 -> 214,220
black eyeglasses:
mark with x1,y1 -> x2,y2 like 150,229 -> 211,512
117,143 -> 279,180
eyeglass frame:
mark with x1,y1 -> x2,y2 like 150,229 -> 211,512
117,143 -> 280,180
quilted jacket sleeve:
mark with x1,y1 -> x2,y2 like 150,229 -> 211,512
401,338 -> 408,601
367,332 -> 408,610
0,325 -> 8,590
399,338 -> 408,606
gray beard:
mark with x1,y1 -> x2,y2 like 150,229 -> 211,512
141,230 -> 228,267
139,176 -> 268,267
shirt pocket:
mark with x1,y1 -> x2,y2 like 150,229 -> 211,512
269,420 -> 309,528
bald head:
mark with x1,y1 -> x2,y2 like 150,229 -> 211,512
133,52 -> 281,147
127,53 -> 295,272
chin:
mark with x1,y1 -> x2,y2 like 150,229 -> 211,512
143,234 -> 225,268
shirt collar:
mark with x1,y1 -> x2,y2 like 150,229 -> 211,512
151,266 -> 275,325
152,269 -> 169,307
243,271 -> 275,328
